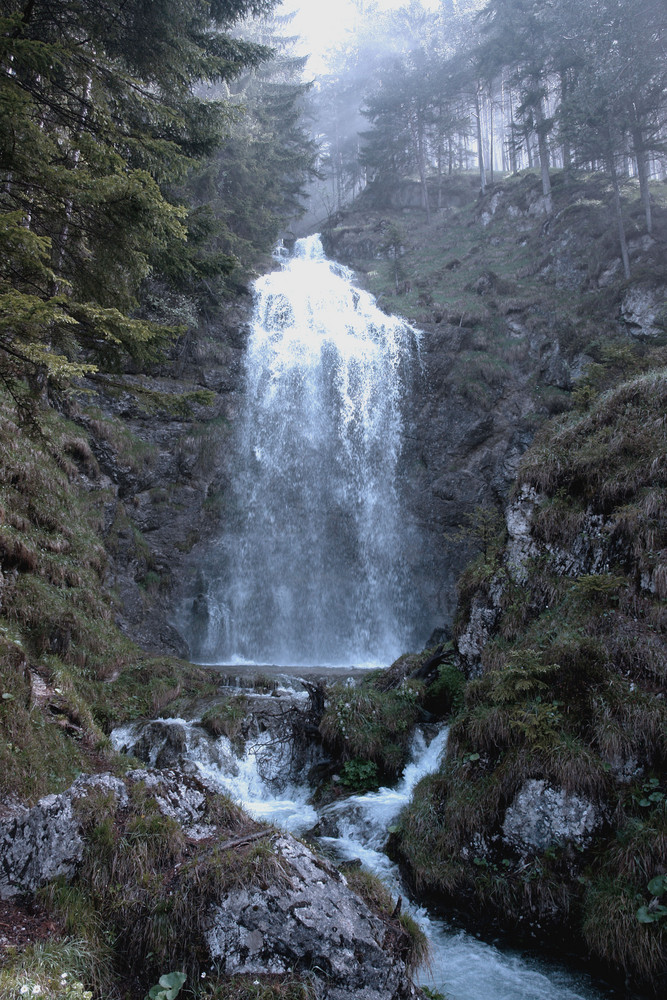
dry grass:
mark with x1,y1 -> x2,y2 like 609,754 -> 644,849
519,369 -> 667,507
45,779 -> 283,990
583,877 -> 666,983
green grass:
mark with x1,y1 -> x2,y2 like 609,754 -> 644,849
320,679 -> 421,779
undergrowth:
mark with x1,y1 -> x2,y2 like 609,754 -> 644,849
397,364 -> 667,991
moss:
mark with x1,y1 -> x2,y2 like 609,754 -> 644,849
519,369 -> 667,508
0,394 -> 221,801
422,661 -> 466,717
200,697 -> 248,741
319,681 -> 421,779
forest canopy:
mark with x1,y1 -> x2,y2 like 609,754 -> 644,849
0,0 -> 315,416
311,0 -> 666,258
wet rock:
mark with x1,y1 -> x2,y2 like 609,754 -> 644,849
206,833 -> 419,1000
502,779 -> 601,854
126,768 -> 217,841
131,719 -> 189,768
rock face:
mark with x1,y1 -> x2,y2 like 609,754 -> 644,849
621,284 -> 666,338
207,833 -> 419,1000
502,780 -> 601,854
455,594 -> 499,675
0,774 -> 127,899
78,300 -> 253,657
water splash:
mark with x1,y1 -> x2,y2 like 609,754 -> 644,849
188,234 -> 423,666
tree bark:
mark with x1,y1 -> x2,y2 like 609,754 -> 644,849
560,71 -> 572,184
535,96 -> 553,215
608,139 -> 631,280
410,107 -> 431,223
475,84 -> 486,194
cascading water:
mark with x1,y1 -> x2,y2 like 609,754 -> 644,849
113,713 -> 615,1000
187,235 -> 424,666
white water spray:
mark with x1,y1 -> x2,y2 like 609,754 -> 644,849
188,235 -> 423,666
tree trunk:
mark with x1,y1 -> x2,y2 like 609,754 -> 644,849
608,145 -> 631,280
632,125 -> 652,234
412,109 -> 431,223
488,88 -> 494,184
475,84 -> 486,194
560,71 -> 572,184
535,96 -> 552,215
523,123 -> 533,168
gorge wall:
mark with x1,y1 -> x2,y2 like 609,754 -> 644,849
80,171 -> 667,661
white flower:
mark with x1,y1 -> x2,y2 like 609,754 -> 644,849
19,987 -> 29,996
200,972 -> 206,979
32,987 -> 42,996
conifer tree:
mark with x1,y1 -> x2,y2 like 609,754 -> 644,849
0,0 -> 277,414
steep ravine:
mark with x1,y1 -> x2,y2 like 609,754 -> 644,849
1,171 -> 665,998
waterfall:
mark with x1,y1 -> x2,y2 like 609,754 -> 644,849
188,235 -> 424,666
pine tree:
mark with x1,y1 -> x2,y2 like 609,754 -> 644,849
0,0 -> 278,414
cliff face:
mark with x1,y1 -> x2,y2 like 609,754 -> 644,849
396,370 -> 667,991
73,297 -> 254,658
55,170 -> 665,658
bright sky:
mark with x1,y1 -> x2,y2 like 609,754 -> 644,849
282,0 -> 442,73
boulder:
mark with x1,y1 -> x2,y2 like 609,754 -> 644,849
0,774 -> 127,899
206,833 -> 420,1000
621,285 -> 666,338
1,768 -> 424,1000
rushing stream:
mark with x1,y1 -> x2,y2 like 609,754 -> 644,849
112,701 -> 618,1000
185,235 -> 426,667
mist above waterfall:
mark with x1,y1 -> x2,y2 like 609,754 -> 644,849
188,235 -> 424,666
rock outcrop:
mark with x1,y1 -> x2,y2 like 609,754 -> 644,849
207,833 -> 420,1000
501,779 -> 602,855
0,774 -> 128,899
0,767 -> 423,1000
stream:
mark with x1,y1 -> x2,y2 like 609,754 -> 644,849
111,681 -> 620,1000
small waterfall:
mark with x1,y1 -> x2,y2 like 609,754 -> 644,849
113,712 -> 612,1000
188,235 -> 424,666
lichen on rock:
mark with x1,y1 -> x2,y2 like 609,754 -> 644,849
502,779 -> 601,854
